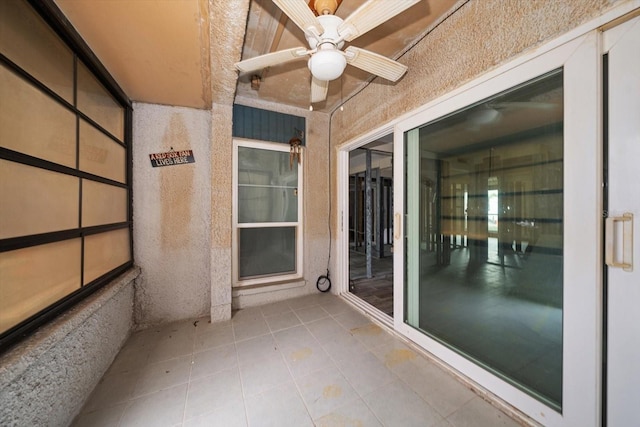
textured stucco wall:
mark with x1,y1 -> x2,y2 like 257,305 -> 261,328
331,0 -> 623,146
210,103 -> 233,321
133,103 -> 212,326
0,268 -> 138,427
304,110 -> 334,286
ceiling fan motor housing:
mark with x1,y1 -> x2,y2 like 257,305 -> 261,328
305,14 -> 344,49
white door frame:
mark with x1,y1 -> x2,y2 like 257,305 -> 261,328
334,3 -> 640,426
337,124 -> 396,327
603,14 -> 640,426
394,31 -> 602,426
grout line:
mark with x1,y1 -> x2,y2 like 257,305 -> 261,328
179,320 -> 198,426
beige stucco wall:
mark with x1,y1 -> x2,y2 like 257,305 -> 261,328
132,97 -> 334,323
133,103 -> 212,327
331,0 -> 624,147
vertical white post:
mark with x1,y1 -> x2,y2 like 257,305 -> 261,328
405,128 -> 421,326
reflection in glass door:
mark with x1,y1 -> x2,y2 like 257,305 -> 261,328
404,71 -> 564,409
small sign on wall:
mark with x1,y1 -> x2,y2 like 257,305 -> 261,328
149,149 -> 195,167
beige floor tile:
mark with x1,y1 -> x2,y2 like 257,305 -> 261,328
394,358 -> 476,417
264,310 -> 302,332
314,398 -> 383,427
334,310 -> 372,331
350,322 -> 395,350
370,340 -> 419,372
76,294 -> 522,427
106,344 -> 151,376
338,351 -> 397,397
184,367 -> 243,420
245,382 -> 313,427
233,317 -> 270,342
133,355 -> 192,397
281,341 -> 336,379
231,307 -> 263,324
363,380 -> 443,427
321,331 -> 369,364
183,399 -> 247,427
319,299 -> 352,316
260,300 -> 293,317
296,367 -> 360,420
294,305 -> 330,323
119,384 -> 188,427
272,324 -> 318,349
146,334 -> 195,364
306,317 -> 350,343
287,293 -> 329,309
239,353 -> 293,396
236,334 -> 279,365
446,397 -> 522,427
190,343 -> 237,380
194,324 -> 234,352
82,370 -> 139,412
72,402 -> 127,427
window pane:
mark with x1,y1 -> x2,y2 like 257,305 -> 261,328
0,0 -> 74,103
79,119 -> 126,183
0,239 -> 81,334
84,228 -> 130,285
238,187 -> 298,223
239,227 -> 296,278
82,180 -> 127,227
404,71 -> 563,408
238,147 -> 298,223
77,62 -> 124,141
0,160 -> 79,239
0,64 -> 76,168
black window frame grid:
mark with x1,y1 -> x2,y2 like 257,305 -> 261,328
0,0 -> 133,350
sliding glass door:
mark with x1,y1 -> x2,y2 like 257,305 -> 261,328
405,71 -> 564,408
394,31 -> 601,426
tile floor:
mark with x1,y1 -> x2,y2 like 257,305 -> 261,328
73,293 -> 522,427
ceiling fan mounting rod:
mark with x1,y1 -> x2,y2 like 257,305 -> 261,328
311,0 -> 340,16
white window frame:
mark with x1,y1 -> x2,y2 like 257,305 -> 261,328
232,138 -> 304,288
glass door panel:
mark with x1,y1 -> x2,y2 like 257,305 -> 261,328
404,71 -> 564,408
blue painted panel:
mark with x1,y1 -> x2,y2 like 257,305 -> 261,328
232,104 -> 305,145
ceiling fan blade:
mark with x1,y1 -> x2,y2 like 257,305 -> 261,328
273,0 -> 324,40
344,46 -> 407,82
235,47 -> 308,73
311,77 -> 329,103
338,0 -> 420,42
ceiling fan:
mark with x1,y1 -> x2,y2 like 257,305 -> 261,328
235,0 -> 420,104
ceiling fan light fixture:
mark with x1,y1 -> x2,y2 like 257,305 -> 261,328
308,48 -> 346,81
467,106 -> 501,125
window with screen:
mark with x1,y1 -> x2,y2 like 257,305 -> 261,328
233,139 -> 303,286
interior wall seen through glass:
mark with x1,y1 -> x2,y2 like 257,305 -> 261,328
237,146 -> 298,223
404,70 -> 563,409
238,227 -> 296,278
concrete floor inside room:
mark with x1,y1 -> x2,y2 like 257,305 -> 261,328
349,247 -> 394,317
72,293 -> 522,427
